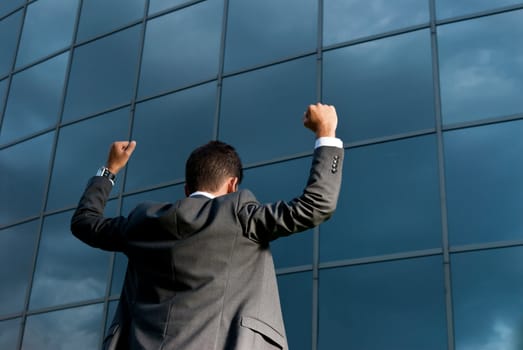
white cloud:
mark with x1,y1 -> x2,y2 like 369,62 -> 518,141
462,319 -> 518,350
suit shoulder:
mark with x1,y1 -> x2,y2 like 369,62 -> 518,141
237,188 -> 256,201
128,201 -> 176,221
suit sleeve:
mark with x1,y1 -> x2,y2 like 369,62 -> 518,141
70,176 -> 129,251
238,145 -> 344,243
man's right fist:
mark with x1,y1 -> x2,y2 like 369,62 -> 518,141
303,103 -> 338,138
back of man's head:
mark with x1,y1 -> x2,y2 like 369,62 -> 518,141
185,141 -> 243,194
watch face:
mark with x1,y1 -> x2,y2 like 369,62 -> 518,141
97,167 -> 115,180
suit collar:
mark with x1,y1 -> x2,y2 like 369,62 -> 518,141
189,191 -> 215,199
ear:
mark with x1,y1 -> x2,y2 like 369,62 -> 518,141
227,177 -> 239,193
184,184 -> 190,197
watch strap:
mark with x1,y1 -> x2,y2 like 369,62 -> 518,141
96,167 -> 116,185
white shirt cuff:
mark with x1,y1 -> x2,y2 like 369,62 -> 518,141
315,137 -> 343,149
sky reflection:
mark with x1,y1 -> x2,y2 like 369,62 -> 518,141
438,10 -> 523,124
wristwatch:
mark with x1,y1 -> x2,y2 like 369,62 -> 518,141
96,166 -> 116,185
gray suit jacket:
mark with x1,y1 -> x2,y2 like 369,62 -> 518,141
71,146 -> 343,350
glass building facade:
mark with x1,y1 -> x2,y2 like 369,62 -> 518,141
1,0 -> 523,349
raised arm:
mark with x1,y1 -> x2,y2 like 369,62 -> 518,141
239,103 -> 344,242
70,141 -> 136,251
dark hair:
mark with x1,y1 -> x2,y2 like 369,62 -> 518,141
185,141 -> 243,194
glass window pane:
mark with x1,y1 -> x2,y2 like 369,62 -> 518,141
224,0 -> 317,72
63,25 -> 141,121
323,29 -> 435,142
437,0 -> 523,19
0,78 -> 7,115
452,246 -> 523,350
444,120 -> 523,246
0,0 -> 24,18
0,318 -> 21,349
22,303 -> 103,350
16,0 -> 78,68
110,253 -> 128,296
277,272 -> 312,350
438,10 -> 523,125
0,132 -> 54,226
29,211 -> 110,310
324,0 -> 429,46
0,221 -> 38,315
77,0 -> 145,42
319,256 -> 447,350
148,0 -> 191,15
243,157 -> 314,268
321,135 -> 441,261
139,0 -> 223,98
1,53 -> 68,144
220,56 -> 316,165
47,108 -> 130,211
0,11 -> 23,77
126,83 -> 216,191
104,300 -> 119,334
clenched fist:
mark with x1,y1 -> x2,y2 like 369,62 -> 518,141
303,103 -> 338,138
106,140 -> 137,175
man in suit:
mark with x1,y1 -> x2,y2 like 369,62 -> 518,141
71,103 -> 344,350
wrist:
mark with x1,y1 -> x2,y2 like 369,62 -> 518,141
96,166 -> 116,185
315,136 -> 343,149
315,130 -> 336,138
106,166 -> 120,175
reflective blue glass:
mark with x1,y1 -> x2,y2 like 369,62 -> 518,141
243,157 -> 314,268
104,199 -> 119,218
321,135 -> 441,261
0,221 -> 38,315
445,120 -> 523,246
22,303 -> 103,350
47,108 -> 130,211
0,10 -> 23,77
0,78 -> 7,116
139,0 -> 223,97
438,10 -> 523,125
105,300 -> 119,333
324,0 -> 429,45
1,53 -> 68,144
16,0 -> 78,68
277,272 -> 312,350
220,56 -> 316,165
323,29 -> 435,142
452,246 -> 523,350
127,83 -> 216,191
77,0 -> 145,42
63,25 -> 141,121
436,0 -> 523,19
148,0 -> 190,14
0,318 -> 21,349
0,132 -> 54,226
319,256 -> 447,350
29,211 -> 110,310
224,0 -> 317,72
110,253 -> 128,296
0,0 -> 24,18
